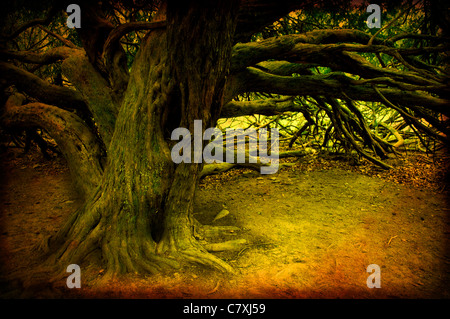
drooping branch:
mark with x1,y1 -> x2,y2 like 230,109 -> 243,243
322,51 -> 443,87
253,60 -> 315,76
1,94 -> 104,197
231,29 -> 386,72
311,95 -> 393,169
0,61 -> 87,112
325,97 -> 393,169
0,45 -> 120,147
230,30 -> 449,98
372,85 -> 449,144
225,22 -> 449,159
236,34 -> 447,100
285,42 -> 449,82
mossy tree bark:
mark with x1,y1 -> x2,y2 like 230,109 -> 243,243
39,0 -> 239,280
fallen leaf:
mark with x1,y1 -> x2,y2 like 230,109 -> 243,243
212,209 -> 230,222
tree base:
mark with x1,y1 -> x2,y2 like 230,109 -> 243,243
27,214 -> 244,288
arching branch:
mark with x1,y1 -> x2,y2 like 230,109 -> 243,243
61,50 -> 120,147
0,61 -> 87,112
231,29 -> 385,72
221,97 -> 301,118
228,67 -> 450,115
0,46 -> 76,65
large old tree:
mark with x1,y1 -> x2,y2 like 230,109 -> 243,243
1,0 -> 449,283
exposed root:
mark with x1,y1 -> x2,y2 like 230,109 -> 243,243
156,226 -> 237,274
194,221 -> 241,239
204,239 -> 248,252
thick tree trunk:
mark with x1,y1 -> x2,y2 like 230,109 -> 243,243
39,0 -> 240,281
1,94 -> 103,197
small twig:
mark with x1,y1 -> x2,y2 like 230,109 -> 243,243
237,247 -> 249,257
368,0 -> 421,46
206,280 -> 220,295
37,25 -> 77,48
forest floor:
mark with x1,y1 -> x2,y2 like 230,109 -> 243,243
0,145 -> 449,299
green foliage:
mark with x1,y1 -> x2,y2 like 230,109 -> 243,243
2,0 -> 447,169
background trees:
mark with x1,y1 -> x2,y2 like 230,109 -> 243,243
222,1 -> 449,169
2,0 -> 448,176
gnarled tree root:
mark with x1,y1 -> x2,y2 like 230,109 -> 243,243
203,239 -> 248,252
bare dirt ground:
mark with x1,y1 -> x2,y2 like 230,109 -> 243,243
1,146 -> 449,299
